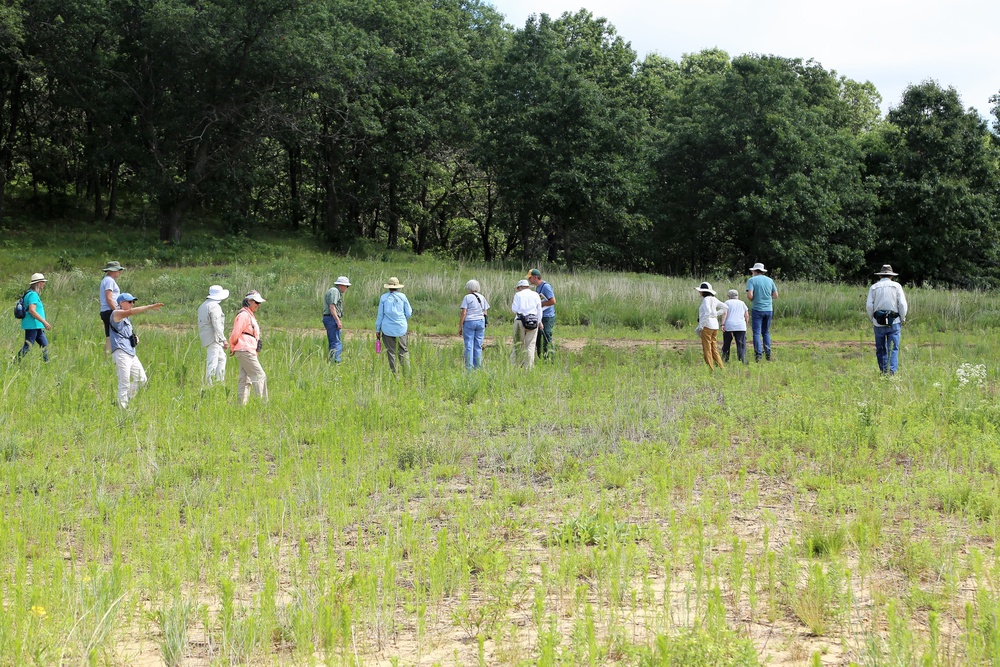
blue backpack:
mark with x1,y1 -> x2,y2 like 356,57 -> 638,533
13,292 -> 27,319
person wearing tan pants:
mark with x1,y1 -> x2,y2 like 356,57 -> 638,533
229,291 -> 268,404
695,281 -> 728,371
510,279 -> 542,368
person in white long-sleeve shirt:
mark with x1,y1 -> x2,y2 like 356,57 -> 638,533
510,279 -> 543,368
197,284 -> 230,384
696,281 -> 728,371
865,264 -> 908,375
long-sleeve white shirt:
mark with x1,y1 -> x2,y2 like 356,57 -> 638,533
511,289 -> 543,320
197,299 -> 227,347
698,296 -> 729,330
866,278 -> 908,325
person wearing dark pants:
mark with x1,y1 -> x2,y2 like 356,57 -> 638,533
18,273 -> 51,362
526,268 -> 555,360
721,289 -> 749,363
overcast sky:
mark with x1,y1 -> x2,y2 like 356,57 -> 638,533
487,0 -> 1000,120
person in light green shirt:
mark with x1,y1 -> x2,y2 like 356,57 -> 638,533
322,276 -> 351,362
18,273 -> 51,362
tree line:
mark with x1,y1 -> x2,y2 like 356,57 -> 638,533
2,0 -> 999,285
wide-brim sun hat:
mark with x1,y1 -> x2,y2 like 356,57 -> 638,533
875,264 -> 899,276
384,277 -> 404,289
245,291 -> 266,303
749,262 -> 767,273
516,279 -> 531,288
117,293 -> 137,304
334,276 -> 351,287
103,261 -> 125,272
29,273 -> 47,285
207,285 -> 230,301
695,282 -> 716,295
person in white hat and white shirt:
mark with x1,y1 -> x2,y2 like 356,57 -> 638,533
197,284 -> 230,385
746,262 -> 778,361
510,279 -> 542,368
865,264 -> 908,375
323,276 -> 351,363
695,282 -> 728,371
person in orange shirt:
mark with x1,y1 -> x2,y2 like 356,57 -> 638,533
229,291 -> 268,405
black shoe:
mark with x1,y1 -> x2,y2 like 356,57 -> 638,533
755,354 -> 762,362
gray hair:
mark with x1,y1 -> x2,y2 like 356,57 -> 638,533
466,279 -> 481,293
727,289 -> 739,299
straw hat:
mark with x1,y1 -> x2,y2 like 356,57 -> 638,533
29,273 -> 47,285
102,261 -> 125,272
206,285 -> 230,301
874,264 -> 898,276
384,277 -> 404,289
695,281 -> 716,295
748,262 -> 767,273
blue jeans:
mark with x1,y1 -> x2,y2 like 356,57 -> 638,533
751,310 -> 772,359
463,319 -> 486,369
536,315 -> 555,360
874,323 -> 901,374
322,315 -> 342,362
19,328 -> 49,361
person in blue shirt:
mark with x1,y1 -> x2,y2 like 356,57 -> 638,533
375,277 -> 413,373
745,262 -> 778,361
18,273 -> 52,362
526,268 -> 556,360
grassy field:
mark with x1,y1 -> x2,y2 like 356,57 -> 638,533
3,226 -> 1000,665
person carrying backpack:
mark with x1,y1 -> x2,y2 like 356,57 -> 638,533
510,279 -> 542,369
17,273 -> 51,363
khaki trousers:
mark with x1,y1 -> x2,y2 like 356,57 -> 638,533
700,327 -> 724,370
510,320 -> 538,368
383,334 -> 410,373
234,350 -> 268,405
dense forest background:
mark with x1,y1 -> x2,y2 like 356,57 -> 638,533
1,0 -> 999,285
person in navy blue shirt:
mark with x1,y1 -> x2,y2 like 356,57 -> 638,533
526,268 -> 556,360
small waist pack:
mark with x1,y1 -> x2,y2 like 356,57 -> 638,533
129,333 -> 139,348
518,313 -> 539,330
256,338 -> 263,353
874,309 -> 898,326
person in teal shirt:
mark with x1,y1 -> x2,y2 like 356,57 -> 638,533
746,262 -> 778,361
18,273 -> 52,362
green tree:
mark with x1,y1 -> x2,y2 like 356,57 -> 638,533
649,53 -> 876,278
482,11 -> 645,268
867,81 -> 1000,286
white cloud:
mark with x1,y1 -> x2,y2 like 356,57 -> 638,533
489,0 -> 1000,117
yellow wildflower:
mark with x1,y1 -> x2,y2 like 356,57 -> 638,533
30,605 -> 47,619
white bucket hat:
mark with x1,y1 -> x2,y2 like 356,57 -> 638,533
206,284 -> 230,301
695,281 -> 716,295
334,276 -> 351,287
516,279 -> 530,288
29,273 -> 47,285
749,262 -> 768,273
